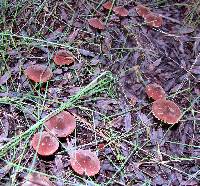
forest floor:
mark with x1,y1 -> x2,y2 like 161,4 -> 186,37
0,0 -> 200,186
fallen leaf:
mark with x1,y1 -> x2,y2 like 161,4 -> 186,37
124,112 -> 132,132
68,29 -> 79,42
79,49 -> 95,57
0,72 -> 11,85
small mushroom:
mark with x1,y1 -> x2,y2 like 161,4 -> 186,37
53,50 -> 75,66
135,4 -> 151,18
152,99 -> 182,124
88,18 -> 105,30
145,83 -> 166,100
113,6 -> 129,17
144,13 -> 163,28
22,173 -> 55,186
45,111 -> 76,138
25,64 -> 53,83
102,1 -> 113,11
31,131 -> 59,156
70,149 -> 100,176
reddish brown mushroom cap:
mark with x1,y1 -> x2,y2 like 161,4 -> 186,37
45,111 -> 76,138
145,83 -> 166,100
22,173 -> 55,186
135,4 -> 151,18
53,50 -> 75,66
25,64 -> 53,83
31,131 -> 59,156
102,1 -> 113,10
113,6 -> 129,17
152,99 -> 182,124
88,18 -> 105,30
70,149 -> 100,176
144,13 -> 163,28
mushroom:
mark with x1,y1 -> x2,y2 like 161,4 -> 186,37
88,18 -> 105,30
135,4 -> 151,18
144,13 -> 163,28
22,173 -> 55,186
25,64 -> 53,83
70,149 -> 100,176
113,6 -> 129,17
145,83 -> 166,100
102,1 -> 113,11
152,99 -> 182,124
31,131 -> 59,156
45,111 -> 76,138
53,50 -> 75,66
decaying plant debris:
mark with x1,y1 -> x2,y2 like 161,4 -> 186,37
0,1 -> 199,185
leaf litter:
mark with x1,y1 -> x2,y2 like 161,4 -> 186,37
0,0 -> 200,185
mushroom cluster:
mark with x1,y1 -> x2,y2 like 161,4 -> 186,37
24,48 -> 75,83
24,2 -> 168,182
102,2 -> 129,17
31,111 -> 76,156
24,30 -> 101,179
135,4 -> 163,28
30,111 -> 101,177
87,2 -> 129,31
87,2 -> 163,32
145,83 -> 182,124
